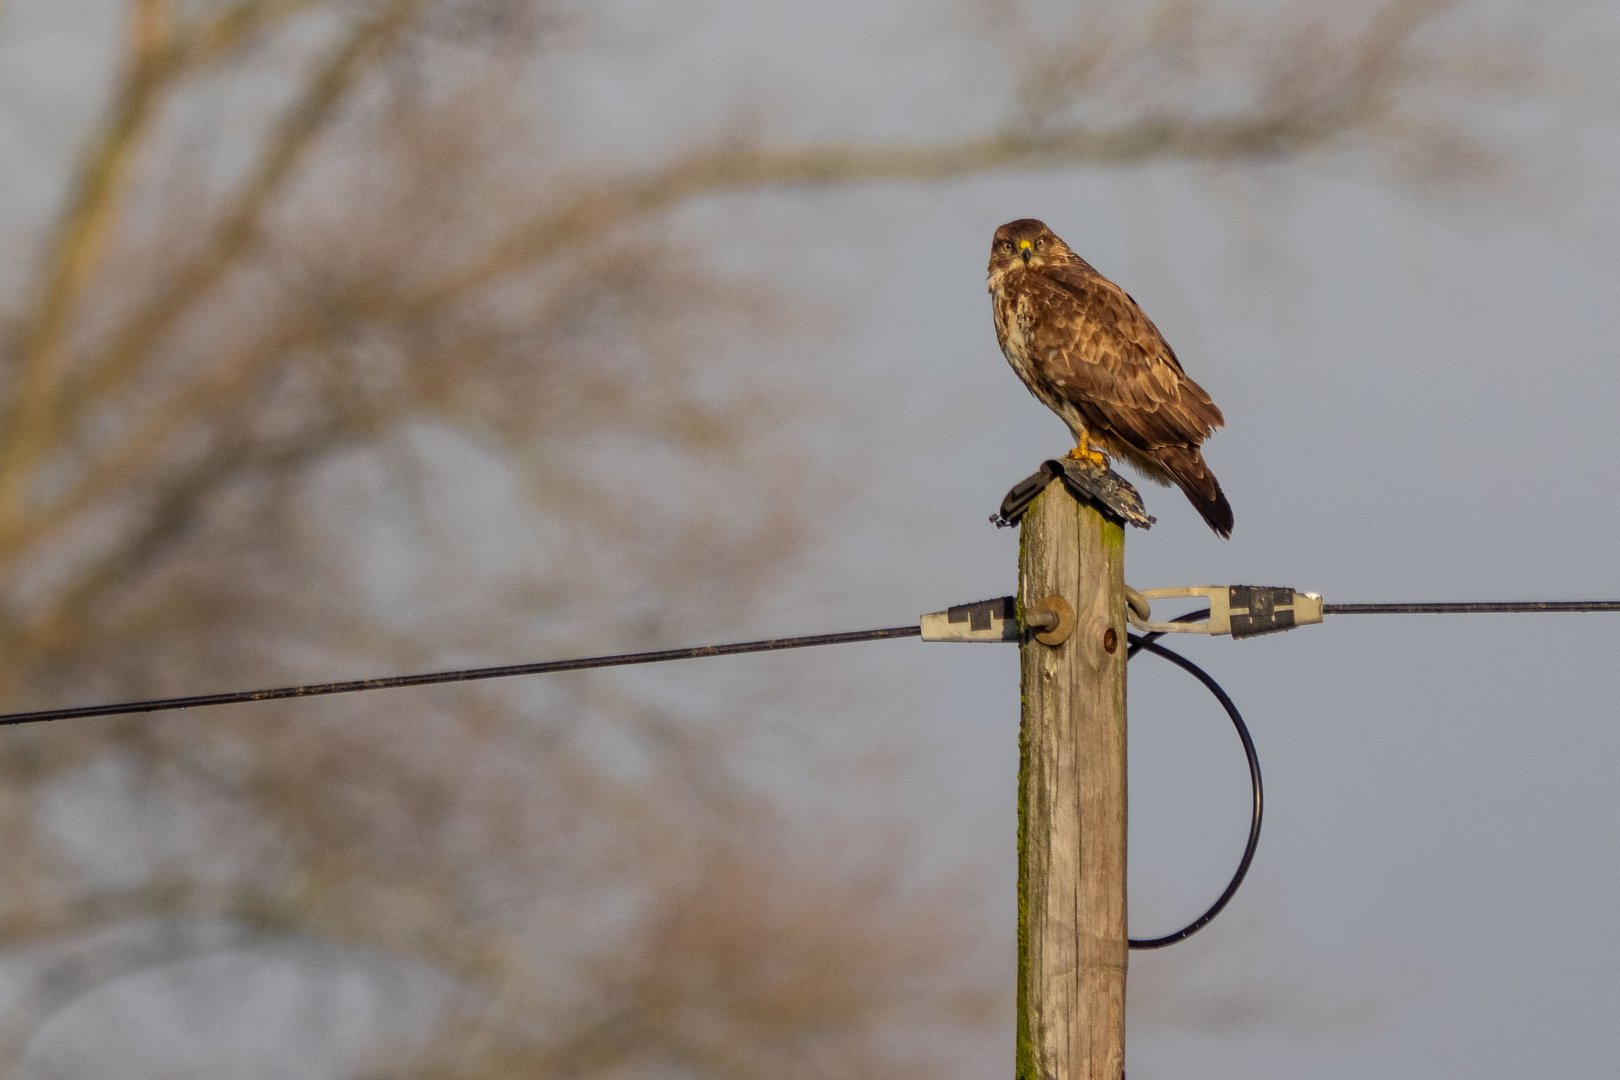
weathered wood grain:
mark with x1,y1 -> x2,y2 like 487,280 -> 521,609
1017,477 -> 1128,1080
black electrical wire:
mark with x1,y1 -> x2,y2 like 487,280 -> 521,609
1124,596 -> 1620,947
1325,600 -> 1620,614
6,595 -> 1616,730
0,625 -> 922,728
2,590 -> 1612,938
1126,611 -> 1262,950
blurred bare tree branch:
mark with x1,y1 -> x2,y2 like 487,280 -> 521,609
0,0 -> 1605,1072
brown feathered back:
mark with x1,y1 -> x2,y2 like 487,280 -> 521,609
987,219 -> 1232,537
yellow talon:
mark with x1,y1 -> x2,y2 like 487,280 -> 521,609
1065,436 -> 1108,468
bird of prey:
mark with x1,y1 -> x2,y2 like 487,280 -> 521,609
988,218 -> 1233,537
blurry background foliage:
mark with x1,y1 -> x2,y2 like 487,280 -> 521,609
0,0 -> 1607,1076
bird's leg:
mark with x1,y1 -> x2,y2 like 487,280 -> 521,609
1066,433 -> 1109,468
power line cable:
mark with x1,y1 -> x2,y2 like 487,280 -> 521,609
0,596 -> 1616,729
0,625 -> 920,728
1120,597 -> 1620,946
1126,613 -> 1261,950
0,594 -> 1612,951
1325,601 -> 1620,614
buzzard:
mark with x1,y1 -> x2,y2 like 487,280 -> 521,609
988,218 -> 1233,537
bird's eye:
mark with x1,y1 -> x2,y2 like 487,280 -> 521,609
1035,238 -> 1045,249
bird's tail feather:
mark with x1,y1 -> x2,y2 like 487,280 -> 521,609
1160,447 -> 1233,538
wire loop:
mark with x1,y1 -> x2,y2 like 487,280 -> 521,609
1126,614 -> 1263,950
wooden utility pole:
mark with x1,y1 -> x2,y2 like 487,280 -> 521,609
1017,474 -> 1129,1080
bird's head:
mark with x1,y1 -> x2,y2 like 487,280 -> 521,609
988,219 -> 1073,282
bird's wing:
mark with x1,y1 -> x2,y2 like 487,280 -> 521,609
1022,265 -> 1223,449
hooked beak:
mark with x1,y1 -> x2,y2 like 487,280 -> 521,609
1017,241 -> 1032,265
